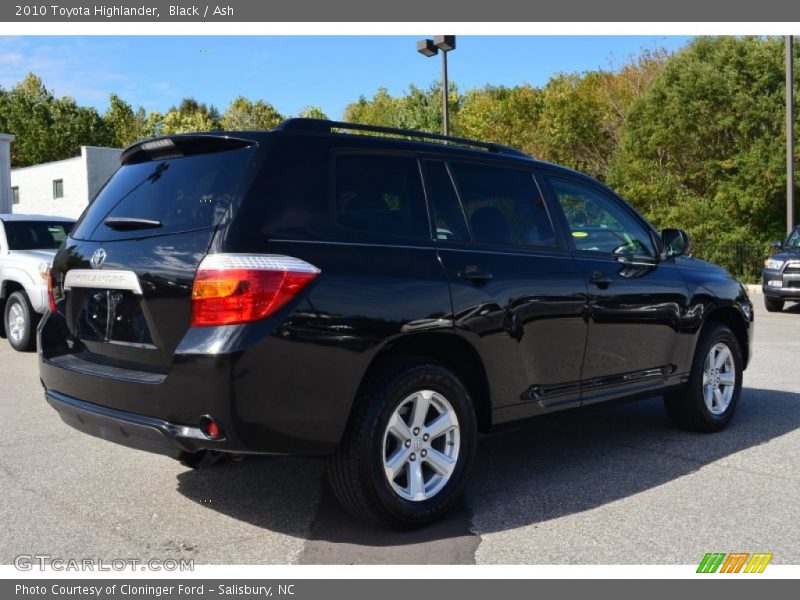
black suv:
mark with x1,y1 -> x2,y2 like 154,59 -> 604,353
40,119 -> 753,528
762,225 -> 800,312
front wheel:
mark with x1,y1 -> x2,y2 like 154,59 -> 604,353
764,296 -> 784,312
4,292 -> 37,352
327,363 -> 477,529
664,324 -> 743,432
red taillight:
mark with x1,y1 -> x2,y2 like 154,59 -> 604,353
191,254 -> 320,327
47,268 -> 57,313
204,419 -> 220,439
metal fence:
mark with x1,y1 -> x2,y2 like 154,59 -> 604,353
689,243 -> 768,283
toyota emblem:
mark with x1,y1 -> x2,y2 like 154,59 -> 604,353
90,248 -> 107,269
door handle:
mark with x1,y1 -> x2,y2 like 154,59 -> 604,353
458,267 -> 494,284
589,271 -> 613,287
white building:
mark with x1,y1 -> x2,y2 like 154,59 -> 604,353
9,146 -> 122,219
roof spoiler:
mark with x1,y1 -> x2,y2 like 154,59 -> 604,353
121,135 -> 256,165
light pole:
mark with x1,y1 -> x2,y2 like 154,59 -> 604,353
416,35 -> 456,136
787,35 -> 795,234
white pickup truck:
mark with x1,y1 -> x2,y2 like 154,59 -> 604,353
0,214 -> 75,351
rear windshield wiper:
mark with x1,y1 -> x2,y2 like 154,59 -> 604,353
104,217 -> 163,231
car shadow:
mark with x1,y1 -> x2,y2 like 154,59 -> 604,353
175,386 -> 800,554
465,387 -> 800,533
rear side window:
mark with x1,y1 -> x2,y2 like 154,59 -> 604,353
334,154 -> 429,241
71,147 -> 256,241
449,163 -> 556,248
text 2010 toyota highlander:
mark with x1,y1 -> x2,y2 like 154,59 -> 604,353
40,119 -> 753,528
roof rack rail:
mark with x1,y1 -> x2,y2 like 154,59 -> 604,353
275,118 -> 531,159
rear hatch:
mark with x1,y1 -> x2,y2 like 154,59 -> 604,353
47,134 -> 261,375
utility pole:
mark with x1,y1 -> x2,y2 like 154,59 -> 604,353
788,35 -> 795,234
441,45 -> 449,137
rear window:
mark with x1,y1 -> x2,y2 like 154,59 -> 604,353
4,221 -> 73,250
334,154 -> 429,241
449,162 -> 556,248
71,147 -> 256,241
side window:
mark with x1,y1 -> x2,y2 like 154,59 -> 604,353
425,161 -> 469,242
334,154 -> 429,241
448,162 -> 556,247
548,176 -> 655,257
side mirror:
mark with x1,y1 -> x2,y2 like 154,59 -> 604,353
661,228 -> 690,258
770,240 -> 783,254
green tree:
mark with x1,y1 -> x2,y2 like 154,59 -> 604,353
529,71 -> 624,179
221,96 -> 283,130
159,97 -> 219,134
458,84 -> 543,155
298,106 -> 328,120
343,82 -> 458,134
103,93 -> 147,147
0,73 -> 111,166
599,48 -> 669,150
343,87 -> 402,128
144,111 -> 165,138
609,36 -> 793,265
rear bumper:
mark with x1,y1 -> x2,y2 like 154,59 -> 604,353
38,310 -> 352,457
46,390 -> 212,458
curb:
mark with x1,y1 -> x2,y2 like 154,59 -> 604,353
745,283 -> 762,295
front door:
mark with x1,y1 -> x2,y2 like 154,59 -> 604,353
541,172 -> 690,405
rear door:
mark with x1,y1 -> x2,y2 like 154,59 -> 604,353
540,171 -> 690,405
424,159 -> 588,419
50,136 -> 260,374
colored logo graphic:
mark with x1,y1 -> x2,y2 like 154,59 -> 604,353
697,552 -> 773,573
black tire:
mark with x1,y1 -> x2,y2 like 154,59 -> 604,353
664,324 -> 743,432
4,291 -> 37,352
764,296 -> 784,312
327,362 -> 477,529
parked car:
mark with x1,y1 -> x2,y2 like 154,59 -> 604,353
39,120 -> 753,528
762,225 -> 800,312
0,214 -> 75,351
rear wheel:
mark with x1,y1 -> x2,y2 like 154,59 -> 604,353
327,363 -> 477,529
764,296 -> 784,312
4,292 -> 37,352
664,324 -> 743,432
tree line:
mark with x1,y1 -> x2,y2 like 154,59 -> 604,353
1,36 -> 797,277
0,76 -> 328,166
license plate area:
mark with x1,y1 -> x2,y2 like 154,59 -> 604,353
75,288 -> 154,347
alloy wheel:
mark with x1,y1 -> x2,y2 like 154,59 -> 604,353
7,302 -> 25,344
702,342 -> 736,415
382,390 -> 460,501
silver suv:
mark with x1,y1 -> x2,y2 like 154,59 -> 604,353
1,215 -> 75,351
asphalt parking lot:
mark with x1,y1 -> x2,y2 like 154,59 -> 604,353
1,298 -> 799,565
